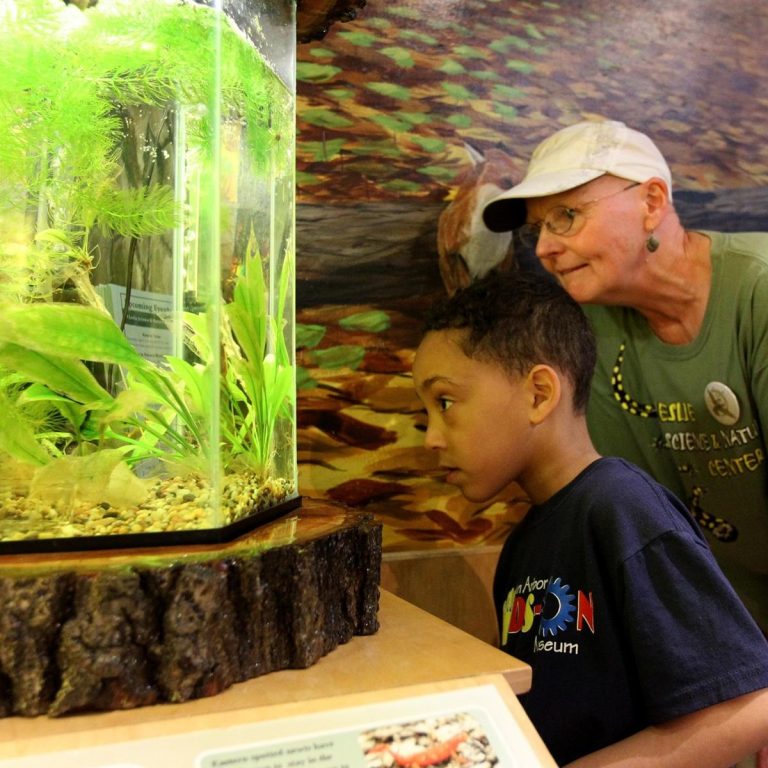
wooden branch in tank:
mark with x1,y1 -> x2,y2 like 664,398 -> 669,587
0,501 -> 381,718
297,0 -> 366,43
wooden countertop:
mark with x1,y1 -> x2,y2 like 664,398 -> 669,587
0,590 -> 531,760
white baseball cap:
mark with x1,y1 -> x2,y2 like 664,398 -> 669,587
482,120 -> 673,232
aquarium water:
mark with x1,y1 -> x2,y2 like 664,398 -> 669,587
0,0 -> 298,550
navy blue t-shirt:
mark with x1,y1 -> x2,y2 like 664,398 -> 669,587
493,457 -> 768,765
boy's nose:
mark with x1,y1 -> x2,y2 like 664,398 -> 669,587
423,422 -> 445,451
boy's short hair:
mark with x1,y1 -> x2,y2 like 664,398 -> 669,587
423,270 -> 597,412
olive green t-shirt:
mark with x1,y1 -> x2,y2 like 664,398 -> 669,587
585,231 -> 768,631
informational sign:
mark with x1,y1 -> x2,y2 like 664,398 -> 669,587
1,684 -> 551,768
96,283 -> 176,367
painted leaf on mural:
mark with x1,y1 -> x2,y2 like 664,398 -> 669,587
380,47 -> 416,67
365,82 -> 412,100
336,30 -> 379,46
301,108 -> 355,129
297,62 -> 342,82
308,345 -> 366,370
339,311 -> 391,333
296,324 -> 327,348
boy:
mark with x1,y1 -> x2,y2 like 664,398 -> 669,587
412,270 -> 768,767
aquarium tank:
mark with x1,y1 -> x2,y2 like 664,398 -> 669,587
0,0 -> 299,552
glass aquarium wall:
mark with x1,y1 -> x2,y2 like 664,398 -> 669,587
0,0 -> 298,550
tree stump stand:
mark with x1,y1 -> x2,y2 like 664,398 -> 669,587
0,499 -> 381,718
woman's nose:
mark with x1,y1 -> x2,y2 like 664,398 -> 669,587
535,228 -> 563,268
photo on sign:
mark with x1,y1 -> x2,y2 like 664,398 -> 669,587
359,711 -> 498,768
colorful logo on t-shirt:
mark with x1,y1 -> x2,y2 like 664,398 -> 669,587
501,576 -> 595,654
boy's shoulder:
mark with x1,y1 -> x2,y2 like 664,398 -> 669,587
580,456 -> 667,496
564,457 -> 702,544
569,455 -> 669,498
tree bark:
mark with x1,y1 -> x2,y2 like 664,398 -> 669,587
0,499 -> 381,718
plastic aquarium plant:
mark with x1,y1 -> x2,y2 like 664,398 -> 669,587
0,0 -> 298,550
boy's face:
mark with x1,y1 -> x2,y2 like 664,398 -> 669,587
413,329 -> 534,503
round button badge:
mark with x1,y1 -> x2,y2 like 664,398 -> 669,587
704,382 -> 740,426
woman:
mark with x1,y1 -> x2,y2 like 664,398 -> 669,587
482,120 -> 768,642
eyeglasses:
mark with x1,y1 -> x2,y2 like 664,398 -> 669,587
516,182 -> 640,248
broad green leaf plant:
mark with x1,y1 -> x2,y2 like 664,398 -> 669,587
0,243 -> 295,496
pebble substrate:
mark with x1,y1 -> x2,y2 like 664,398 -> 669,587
0,473 -> 295,542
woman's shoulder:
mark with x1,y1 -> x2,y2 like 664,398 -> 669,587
706,230 -> 768,271
706,232 -> 768,315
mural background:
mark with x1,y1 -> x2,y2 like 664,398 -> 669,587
294,0 -> 768,553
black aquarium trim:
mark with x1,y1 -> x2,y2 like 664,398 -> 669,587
0,495 -> 303,555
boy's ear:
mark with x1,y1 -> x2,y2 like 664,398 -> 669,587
526,364 -> 561,424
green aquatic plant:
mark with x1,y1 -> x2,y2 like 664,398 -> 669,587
0,380 -> 54,468
113,237 -> 295,477
0,239 -> 295,487
1,0 -> 288,311
0,302 -> 140,466
0,0 -> 296,517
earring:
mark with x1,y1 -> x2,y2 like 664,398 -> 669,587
646,233 -> 660,253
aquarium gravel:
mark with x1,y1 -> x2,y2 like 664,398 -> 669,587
0,473 -> 295,542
